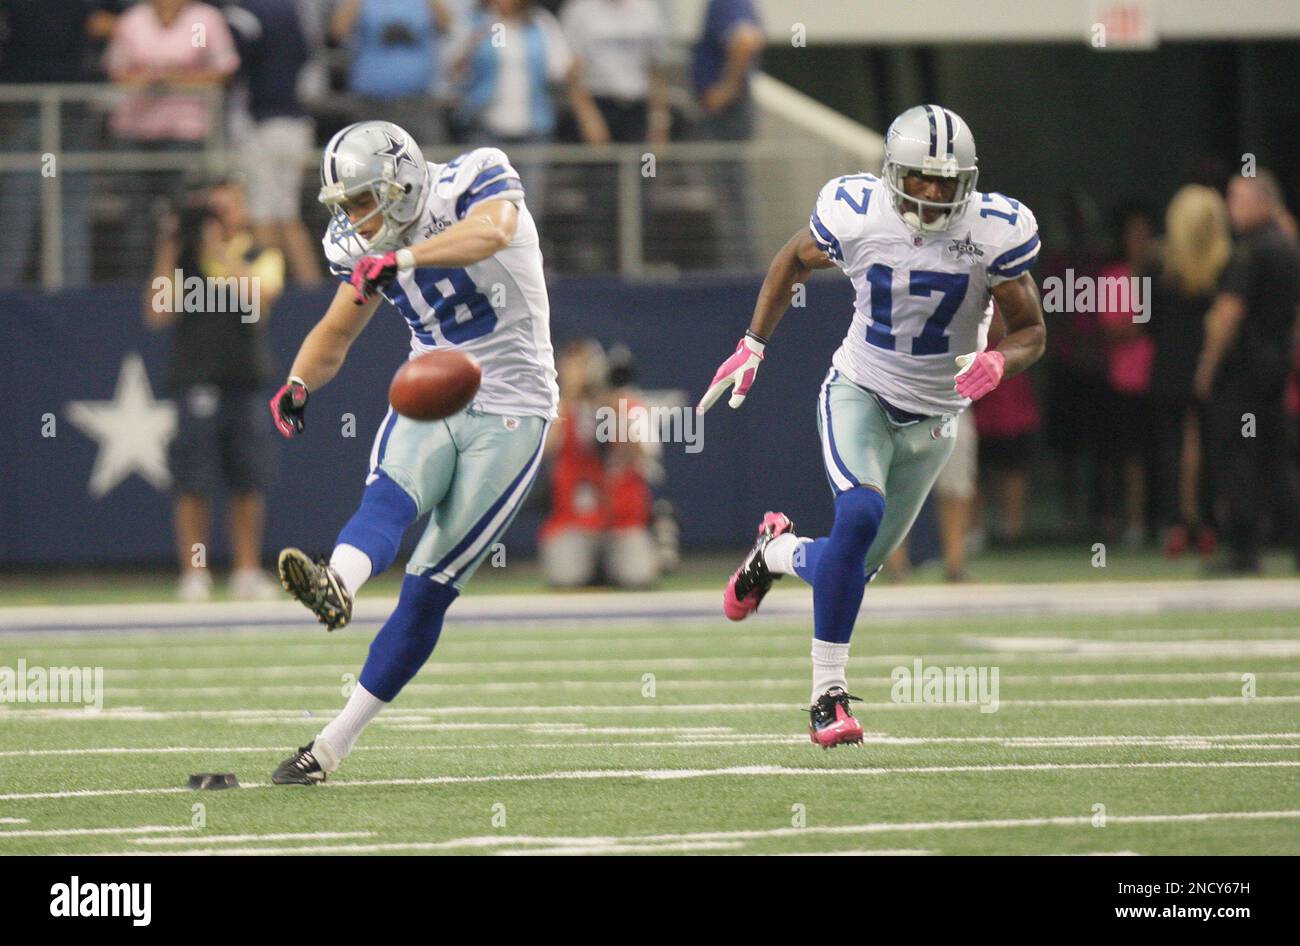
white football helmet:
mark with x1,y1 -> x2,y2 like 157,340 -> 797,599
319,120 -> 429,251
882,105 -> 978,233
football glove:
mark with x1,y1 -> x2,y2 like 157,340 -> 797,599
954,350 -> 1005,401
269,376 -> 309,438
697,334 -> 766,414
350,251 -> 401,305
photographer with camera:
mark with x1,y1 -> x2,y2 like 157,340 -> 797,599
145,179 -> 285,601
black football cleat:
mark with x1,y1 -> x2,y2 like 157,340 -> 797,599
809,687 -> 865,748
272,742 -> 327,785
278,547 -> 353,631
723,512 -> 795,621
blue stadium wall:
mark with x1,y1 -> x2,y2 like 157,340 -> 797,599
1,276 -> 939,567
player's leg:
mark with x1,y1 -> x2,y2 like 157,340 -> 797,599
278,408 -> 452,629
276,414 -> 549,783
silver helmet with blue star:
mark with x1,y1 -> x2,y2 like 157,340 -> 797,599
882,105 -> 979,233
319,120 -> 429,251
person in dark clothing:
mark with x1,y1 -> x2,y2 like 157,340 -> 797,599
227,0 -> 323,284
145,180 -> 285,600
1149,184 -> 1231,558
0,0 -> 98,287
1195,171 -> 1300,572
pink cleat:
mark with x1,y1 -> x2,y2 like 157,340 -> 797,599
808,687 -> 865,748
723,512 -> 795,621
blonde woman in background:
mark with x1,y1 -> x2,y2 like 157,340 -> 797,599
1149,185 -> 1232,558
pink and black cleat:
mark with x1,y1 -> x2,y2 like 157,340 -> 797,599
808,687 -> 865,748
723,512 -> 795,621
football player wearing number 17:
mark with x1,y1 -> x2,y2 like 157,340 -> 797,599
265,121 -> 558,783
697,106 -> 1046,748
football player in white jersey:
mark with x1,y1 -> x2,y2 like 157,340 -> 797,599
697,105 -> 1046,748
266,120 -> 558,783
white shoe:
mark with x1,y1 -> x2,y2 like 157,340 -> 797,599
230,568 -> 279,601
177,570 -> 213,602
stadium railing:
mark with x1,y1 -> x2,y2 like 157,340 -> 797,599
0,82 -> 880,287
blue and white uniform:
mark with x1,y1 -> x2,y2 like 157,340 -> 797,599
805,172 -> 1040,573
326,147 -> 557,588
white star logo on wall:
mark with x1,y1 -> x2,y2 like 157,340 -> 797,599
65,353 -> 177,498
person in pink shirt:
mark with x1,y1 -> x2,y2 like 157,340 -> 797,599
103,0 -> 240,276
1098,206 -> 1158,546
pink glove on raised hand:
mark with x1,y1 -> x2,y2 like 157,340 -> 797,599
697,335 -> 766,414
954,350 -> 1005,401
350,252 -> 399,304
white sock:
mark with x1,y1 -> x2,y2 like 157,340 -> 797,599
765,534 -> 810,576
811,640 -> 851,706
315,683 -> 386,772
330,543 -> 373,597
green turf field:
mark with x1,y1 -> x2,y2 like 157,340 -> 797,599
2,593 -> 1297,855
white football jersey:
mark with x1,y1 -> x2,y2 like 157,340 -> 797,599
809,173 -> 1040,416
325,147 -> 559,420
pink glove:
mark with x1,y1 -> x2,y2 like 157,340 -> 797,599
350,252 -> 399,304
697,334 -> 766,414
269,377 -> 309,438
954,350 -> 1005,401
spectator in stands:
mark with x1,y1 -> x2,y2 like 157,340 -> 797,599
539,339 -> 660,588
974,368 -> 1042,545
330,0 -> 451,146
1097,205 -> 1158,546
227,0 -> 323,285
1149,184 -> 1229,559
450,0 -> 608,215
690,0 -> 764,269
0,0 -> 98,288
560,0 -> 671,145
1041,191 -> 1110,535
104,0 -> 240,279
145,179 -> 284,601
1195,170 -> 1300,573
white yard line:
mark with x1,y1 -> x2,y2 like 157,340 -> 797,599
5,695 -> 1299,724
3,579 -> 1298,633
5,731 -> 1300,758
130,832 -> 375,845
74,809 -> 1300,856
0,825 -> 191,838
7,732 -> 1300,758
4,761 -> 1296,802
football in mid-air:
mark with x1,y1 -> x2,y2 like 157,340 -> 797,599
389,350 -> 481,420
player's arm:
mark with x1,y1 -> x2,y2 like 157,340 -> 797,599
346,199 -> 521,307
1193,292 -> 1247,400
697,227 -> 833,413
989,273 -> 1046,378
270,283 -> 382,437
407,198 -> 518,268
954,273 -> 1045,401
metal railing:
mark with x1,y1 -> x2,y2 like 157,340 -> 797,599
0,83 -> 880,288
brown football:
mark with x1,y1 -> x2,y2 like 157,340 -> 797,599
388,350 -> 482,421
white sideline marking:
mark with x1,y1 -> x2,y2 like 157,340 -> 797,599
5,731 -> 1300,758
971,637 -> 1300,657
770,849 -> 934,857
0,825 -> 191,839
77,810 -> 1300,856
3,578 -> 1298,632
495,841 -> 745,856
5,695 -> 1300,723
1045,851 -> 1142,856
130,832 -> 375,845
90,669 -> 1300,697
0,818 -> 29,824
4,761 -> 1296,802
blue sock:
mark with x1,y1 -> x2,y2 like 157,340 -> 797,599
335,474 -> 418,577
805,487 -> 885,644
358,574 -> 458,701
